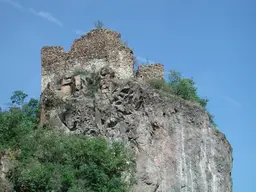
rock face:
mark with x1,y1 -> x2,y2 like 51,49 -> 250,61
0,151 -> 13,192
40,66 -> 233,192
39,28 -> 233,191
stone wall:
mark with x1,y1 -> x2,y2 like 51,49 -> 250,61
136,63 -> 164,81
41,29 -> 134,92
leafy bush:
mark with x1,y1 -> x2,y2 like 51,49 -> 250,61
1,91 -> 135,191
147,70 -> 217,127
0,91 -> 39,149
147,70 -> 209,108
9,129 -> 135,192
147,78 -> 172,94
73,69 -> 90,77
167,70 -> 209,108
73,69 -> 101,97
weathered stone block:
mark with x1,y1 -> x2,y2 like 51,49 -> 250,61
136,63 -> 164,81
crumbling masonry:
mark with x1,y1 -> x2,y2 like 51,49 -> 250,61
41,28 -> 164,93
40,28 -> 165,126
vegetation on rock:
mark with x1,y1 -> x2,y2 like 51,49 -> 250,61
147,70 -> 217,127
73,69 -> 101,97
0,91 -> 135,192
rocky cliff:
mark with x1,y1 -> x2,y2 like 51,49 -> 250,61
40,64 -> 233,191
37,28 -> 233,191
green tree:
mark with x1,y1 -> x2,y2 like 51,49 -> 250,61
168,70 -> 182,86
0,91 -> 39,149
10,90 -> 28,106
10,130 -> 135,192
22,98 -> 40,123
167,70 -> 209,108
147,70 -> 217,127
1,91 -> 135,191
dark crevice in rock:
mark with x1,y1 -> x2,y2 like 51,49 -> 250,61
153,183 -> 160,192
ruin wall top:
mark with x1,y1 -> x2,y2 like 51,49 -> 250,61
136,63 -> 164,80
41,29 -> 133,74
41,29 -> 135,91
41,28 -> 165,92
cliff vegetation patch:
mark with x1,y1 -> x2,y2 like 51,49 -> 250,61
0,91 -> 135,192
147,70 -> 217,127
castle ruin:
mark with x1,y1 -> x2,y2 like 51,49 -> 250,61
41,28 -> 164,93
38,29 -> 233,192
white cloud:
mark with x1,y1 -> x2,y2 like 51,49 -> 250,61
136,56 -> 155,64
0,0 -> 23,10
1,0 -> 63,27
220,95 -> 242,107
29,8 -> 63,27
73,29 -> 85,35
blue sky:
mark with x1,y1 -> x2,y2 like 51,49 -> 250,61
0,0 -> 255,191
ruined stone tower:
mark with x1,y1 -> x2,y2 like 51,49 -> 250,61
39,28 -> 165,127
41,28 -> 165,93
41,28 -> 135,93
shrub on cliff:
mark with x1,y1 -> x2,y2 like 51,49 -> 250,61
167,70 -> 209,108
73,69 -> 101,97
147,79 -> 172,94
147,70 -> 208,108
147,70 -> 217,127
1,91 -> 135,192
9,129 -> 135,192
